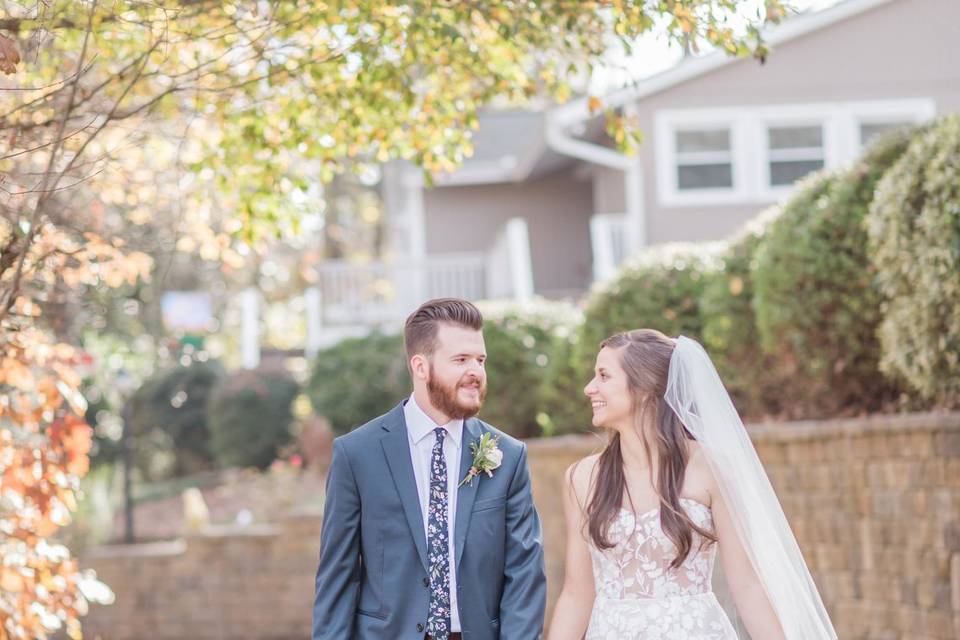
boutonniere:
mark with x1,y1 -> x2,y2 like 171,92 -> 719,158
459,432 -> 503,487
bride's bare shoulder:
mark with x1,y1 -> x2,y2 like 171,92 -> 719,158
565,453 -> 601,501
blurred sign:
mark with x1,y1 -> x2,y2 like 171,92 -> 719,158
161,291 -> 213,333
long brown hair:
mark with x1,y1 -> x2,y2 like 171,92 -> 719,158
583,329 -> 716,568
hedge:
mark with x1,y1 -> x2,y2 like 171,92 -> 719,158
750,127 -> 916,416
867,115 -> 960,406
207,367 -> 299,468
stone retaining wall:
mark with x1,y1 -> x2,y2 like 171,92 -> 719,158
79,412 -> 960,639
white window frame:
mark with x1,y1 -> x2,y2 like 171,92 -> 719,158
755,106 -> 838,201
674,129 -> 735,191
655,98 -> 936,208
655,111 -> 750,207
849,99 -> 936,152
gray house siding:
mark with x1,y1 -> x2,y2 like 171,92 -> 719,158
411,0 -> 960,301
629,0 -> 960,245
423,166 -> 594,297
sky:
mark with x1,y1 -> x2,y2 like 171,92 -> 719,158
590,0 -> 845,94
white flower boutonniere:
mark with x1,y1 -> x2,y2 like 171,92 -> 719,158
459,432 -> 503,487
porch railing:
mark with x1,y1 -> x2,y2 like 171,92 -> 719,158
315,253 -> 488,328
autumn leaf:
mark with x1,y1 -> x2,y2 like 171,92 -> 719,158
0,35 -> 20,75
1,320 -> 112,639
1,358 -> 35,390
587,95 -> 603,115
0,569 -> 25,592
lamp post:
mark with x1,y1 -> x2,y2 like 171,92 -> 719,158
115,369 -> 136,544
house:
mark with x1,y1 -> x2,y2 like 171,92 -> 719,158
300,0 -> 959,353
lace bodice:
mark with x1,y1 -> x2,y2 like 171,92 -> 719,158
589,497 -> 717,600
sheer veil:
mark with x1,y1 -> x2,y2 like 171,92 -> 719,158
665,336 -> 837,639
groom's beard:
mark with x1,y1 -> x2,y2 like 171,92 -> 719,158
427,365 -> 486,420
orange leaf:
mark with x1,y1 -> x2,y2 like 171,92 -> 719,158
0,34 -> 20,75
0,569 -> 25,592
36,516 -> 59,537
587,96 -> 602,115
1,357 -> 35,390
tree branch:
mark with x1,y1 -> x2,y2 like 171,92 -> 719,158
0,0 -> 98,322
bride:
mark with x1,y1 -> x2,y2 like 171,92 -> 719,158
546,329 -> 837,640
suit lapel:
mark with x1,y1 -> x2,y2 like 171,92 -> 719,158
380,403 -> 429,573
454,417 -> 482,570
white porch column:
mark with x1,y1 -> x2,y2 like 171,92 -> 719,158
383,162 -> 428,311
505,217 -> 534,301
304,286 -> 323,359
622,103 -> 646,253
240,287 -> 260,370
402,167 -> 427,309
624,157 -> 645,253
590,215 -> 618,282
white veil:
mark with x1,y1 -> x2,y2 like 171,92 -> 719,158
665,336 -> 837,640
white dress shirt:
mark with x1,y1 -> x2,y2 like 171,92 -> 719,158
404,394 -> 464,632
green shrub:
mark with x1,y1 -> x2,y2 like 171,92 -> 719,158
306,331 -> 409,435
536,324 -> 593,436
130,361 -> 224,478
700,207 -> 785,419
541,244 -> 721,431
207,367 -> 299,469
751,128 -> 916,416
580,242 -> 722,360
477,299 -> 581,438
867,115 -> 960,406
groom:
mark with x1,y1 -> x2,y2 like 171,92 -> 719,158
313,298 -> 547,639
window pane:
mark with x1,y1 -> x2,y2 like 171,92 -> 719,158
678,163 -> 733,190
770,160 -> 824,186
676,129 -> 730,153
861,122 -> 911,146
769,126 -> 822,150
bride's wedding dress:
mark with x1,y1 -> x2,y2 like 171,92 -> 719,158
585,497 -> 738,640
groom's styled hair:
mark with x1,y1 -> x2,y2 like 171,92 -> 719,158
404,298 -> 483,360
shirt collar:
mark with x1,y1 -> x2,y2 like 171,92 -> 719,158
404,394 -> 463,448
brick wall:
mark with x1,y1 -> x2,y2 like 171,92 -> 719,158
79,412 -> 960,639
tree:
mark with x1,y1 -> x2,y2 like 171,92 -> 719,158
1,1 -> 782,636
0,234 -> 137,637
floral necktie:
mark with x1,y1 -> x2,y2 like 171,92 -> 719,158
426,427 -> 451,638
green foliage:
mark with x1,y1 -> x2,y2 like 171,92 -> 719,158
129,361 -> 225,479
0,1 -> 782,243
207,367 -> 300,469
79,332 -> 168,469
867,115 -> 960,406
477,299 -> 581,438
751,128 -> 916,415
537,326 -> 593,436
541,244 -> 721,431
700,208 -> 784,418
304,302 -> 584,439
306,331 -> 409,435
580,243 -> 723,358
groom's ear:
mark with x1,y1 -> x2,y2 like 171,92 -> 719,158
409,353 -> 429,382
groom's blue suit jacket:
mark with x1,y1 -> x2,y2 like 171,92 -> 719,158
312,401 -> 547,639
